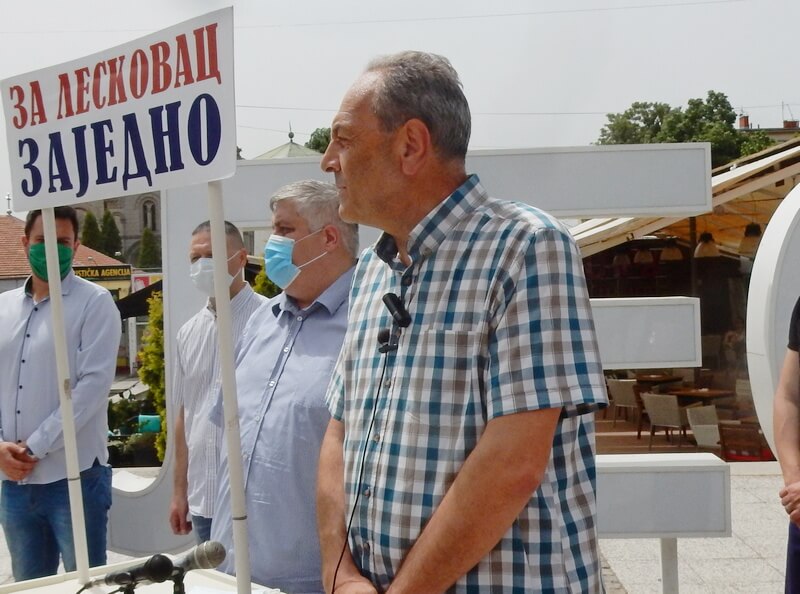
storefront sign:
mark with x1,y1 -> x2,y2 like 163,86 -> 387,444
74,265 -> 132,281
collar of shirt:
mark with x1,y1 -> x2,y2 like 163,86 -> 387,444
374,174 -> 484,270
270,265 -> 355,318
23,270 -> 77,300
206,283 -> 258,316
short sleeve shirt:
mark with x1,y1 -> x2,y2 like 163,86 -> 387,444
789,296 -> 800,352
327,175 -> 608,593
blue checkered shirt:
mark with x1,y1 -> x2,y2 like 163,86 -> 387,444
327,175 -> 608,593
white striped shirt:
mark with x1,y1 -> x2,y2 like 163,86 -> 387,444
172,284 -> 266,517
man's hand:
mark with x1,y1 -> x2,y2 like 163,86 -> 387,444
169,493 -> 192,535
0,442 -> 37,481
331,577 -> 378,594
780,480 -> 800,526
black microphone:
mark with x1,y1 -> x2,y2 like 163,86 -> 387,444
82,554 -> 173,589
170,540 -> 227,577
382,293 -> 411,328
377,328 -> 392,351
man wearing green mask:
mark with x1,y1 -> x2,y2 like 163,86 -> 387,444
0,206 -> 121,581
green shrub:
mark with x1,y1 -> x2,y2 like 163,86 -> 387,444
137,292 -> 166,461
254,264 -> 281,298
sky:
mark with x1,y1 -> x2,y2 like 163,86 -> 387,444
1,0 -> 798,214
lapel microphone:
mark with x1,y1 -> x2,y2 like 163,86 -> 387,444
377,293 -> 411,353
382,293 -> 411,328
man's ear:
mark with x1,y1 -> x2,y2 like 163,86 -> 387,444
322,224 -> 340,252
73,240 -> 81,261
397,118 -> 431,176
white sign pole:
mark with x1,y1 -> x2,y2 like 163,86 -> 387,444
208,180 -> 251,594
41,207 -> 90,583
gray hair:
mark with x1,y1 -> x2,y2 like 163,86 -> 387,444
269,180 -> 359,258
365,51 -> 471,161
192,219 -> 245,250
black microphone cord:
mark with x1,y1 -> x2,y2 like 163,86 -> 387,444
331,345 -> 391,593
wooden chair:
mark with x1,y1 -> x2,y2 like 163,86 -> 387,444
672,367 -> 697,386
686,405 -> 720,452
718,423 -> 775,462
640,392 -> 694,451
606,378 -> 640,428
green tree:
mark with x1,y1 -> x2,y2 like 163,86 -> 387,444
100,210 -> 123,257
598,91 -> 774,168
739,129 -> 775,157
253,264 -> 281,298
597,102 -> 675,145
80,211 -> 103,251
137,228 -> 161,269
305,127 -> 331,153
137,292 -> 166,461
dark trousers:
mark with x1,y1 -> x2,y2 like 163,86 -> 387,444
787,523 -> 800,593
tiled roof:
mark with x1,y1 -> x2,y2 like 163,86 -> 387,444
0,215 -> 126,279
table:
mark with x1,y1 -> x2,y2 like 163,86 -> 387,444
635,374 -> 682,385
665,387 -> 734,405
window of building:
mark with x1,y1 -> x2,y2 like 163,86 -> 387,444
142,199 -> 157,231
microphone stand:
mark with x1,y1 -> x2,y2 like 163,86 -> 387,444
170,572 -> 186,594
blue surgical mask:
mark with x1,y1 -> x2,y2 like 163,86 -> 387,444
263,230 -> 326,289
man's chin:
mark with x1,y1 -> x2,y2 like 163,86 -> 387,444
338,202 -> 359,225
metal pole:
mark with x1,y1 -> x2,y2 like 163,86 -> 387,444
689,216 -> 698,297
208,181 -> 251,593
659,537 -> 679,593
42,208 -> 90,583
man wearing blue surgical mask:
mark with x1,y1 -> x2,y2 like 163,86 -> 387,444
0,206 -> 121,581
210,180 -> 358,593
169,220 -> 266,544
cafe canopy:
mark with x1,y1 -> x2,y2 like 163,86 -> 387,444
573,136 -> 800,257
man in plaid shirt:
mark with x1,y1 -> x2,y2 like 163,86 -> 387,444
318,51 -> 608,594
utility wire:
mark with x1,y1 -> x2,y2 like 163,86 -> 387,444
0,0 -> 750,34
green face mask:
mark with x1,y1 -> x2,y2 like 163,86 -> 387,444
27,243 -> 73,281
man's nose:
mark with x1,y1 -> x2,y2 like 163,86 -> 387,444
321,145 -> 339,173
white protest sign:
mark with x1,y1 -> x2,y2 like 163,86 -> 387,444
1,7 -> 235,209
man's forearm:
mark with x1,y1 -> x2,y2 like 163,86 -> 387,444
387,408 -> 561,594
317,419 -> 368,592
776,397 -> 800,485
774,350 -> 800,485
173,408 -> 189,494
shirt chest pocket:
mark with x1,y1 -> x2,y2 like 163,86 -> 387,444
401,328 -> 482,428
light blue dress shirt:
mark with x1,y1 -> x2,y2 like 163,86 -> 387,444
211,267 -> 353,594
0,272 -> 122,484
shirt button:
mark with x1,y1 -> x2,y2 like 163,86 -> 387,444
296,315 -> 303,322
363,487 -> 371,498
21,360 -> 25,363
402,276 -> 412,286
363,542 -> 370,554
34,307 -> 38,311
373,433 -> 380,443
283,347 -> 289,353
26,334 -> 30,338
268,380 -> 276,387
19,385 -> 22,389
16,410 -> 21,414
384,378 -> 391,388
